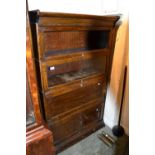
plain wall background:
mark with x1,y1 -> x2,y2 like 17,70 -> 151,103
28,0 -> 129,134
104,16 -> 129,135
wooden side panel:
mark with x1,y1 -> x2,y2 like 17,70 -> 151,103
26,126 -> 55,155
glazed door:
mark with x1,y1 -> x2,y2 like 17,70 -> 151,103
26,75 -> 35,127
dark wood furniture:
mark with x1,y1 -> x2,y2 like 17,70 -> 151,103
29,10 -> 121,153
26,9 -> 55,155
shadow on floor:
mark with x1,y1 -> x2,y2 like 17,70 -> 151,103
58,126 -> 129,155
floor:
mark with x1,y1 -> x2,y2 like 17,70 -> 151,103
58,126 -> 129,155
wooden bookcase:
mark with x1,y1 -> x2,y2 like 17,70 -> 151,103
29,10 -> 121,153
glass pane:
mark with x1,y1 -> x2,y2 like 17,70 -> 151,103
47,52 -> 106,87
26,78 -> 35,126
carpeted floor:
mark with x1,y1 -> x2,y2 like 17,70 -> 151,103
58,125 -> 129,155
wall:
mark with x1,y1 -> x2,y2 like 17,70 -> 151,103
104,17 -> 129,135
120,22 -> 129,135
28,0 -> 103,15
28,0 -> 129,134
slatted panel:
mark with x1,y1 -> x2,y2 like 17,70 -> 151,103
43,31 -> 109,57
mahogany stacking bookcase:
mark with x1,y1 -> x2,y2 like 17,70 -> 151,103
29,10 -> 121,153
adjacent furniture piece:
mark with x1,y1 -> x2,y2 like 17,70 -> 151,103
26,9 -> 55,155
29,10 -> 121,153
